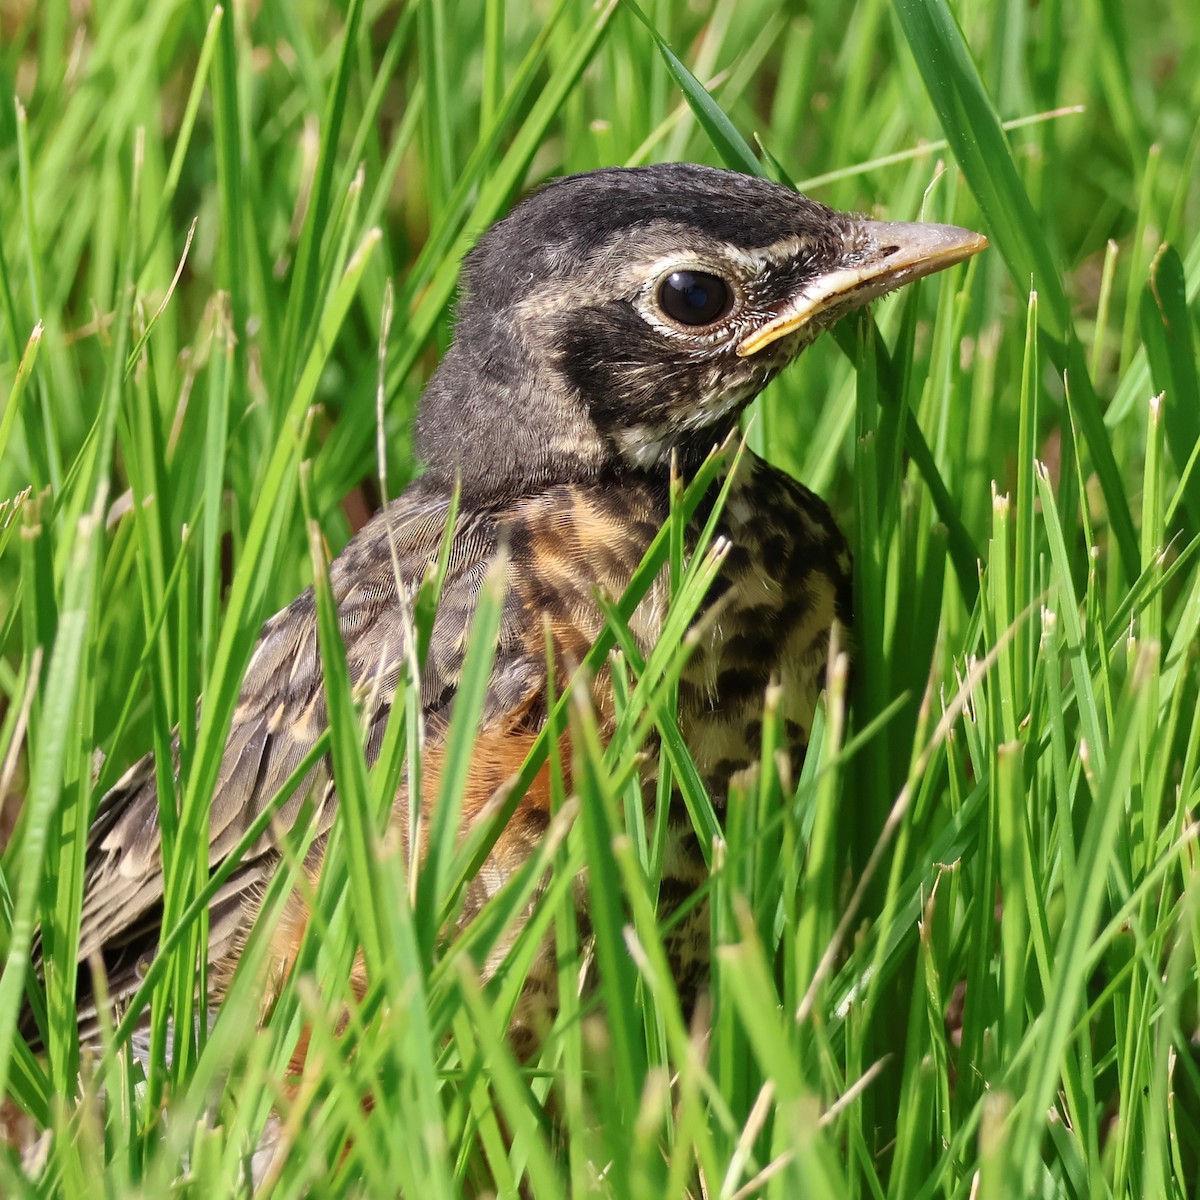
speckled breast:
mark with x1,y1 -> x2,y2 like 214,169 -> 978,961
494,454 -> 851,1045
656,452 -> 852,1005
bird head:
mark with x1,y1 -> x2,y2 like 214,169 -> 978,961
416,163 -> 986,496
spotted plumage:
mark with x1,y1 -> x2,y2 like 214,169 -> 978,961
26,162 -> 985,1057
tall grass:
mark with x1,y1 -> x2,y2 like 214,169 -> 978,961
1,0 -> 1197,1195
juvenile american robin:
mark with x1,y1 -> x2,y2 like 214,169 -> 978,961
43,163 -> 985,1052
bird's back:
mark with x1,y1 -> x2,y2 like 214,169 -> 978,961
56,473 -> 670,1041
47,447 -> 847,1049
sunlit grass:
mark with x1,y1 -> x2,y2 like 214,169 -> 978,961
1,0 -> 1198,1195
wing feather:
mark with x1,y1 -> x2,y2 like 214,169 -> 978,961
51,476 -> 667,1033
70,485 -> 472,995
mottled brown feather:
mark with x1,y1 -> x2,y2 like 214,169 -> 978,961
61,478 -> 665,1033
55,448 -> 846,1051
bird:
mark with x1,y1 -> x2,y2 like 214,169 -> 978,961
29,162 -> 985,1059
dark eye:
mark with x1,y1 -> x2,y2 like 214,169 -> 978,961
657,270 -> 732,326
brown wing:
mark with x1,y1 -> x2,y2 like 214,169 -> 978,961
69,481 -> 487,1016
63,475 -> 667,1027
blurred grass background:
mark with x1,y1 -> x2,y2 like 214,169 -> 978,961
0,0 -> 1198,1195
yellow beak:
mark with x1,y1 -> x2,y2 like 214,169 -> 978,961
736,220 -> 988,358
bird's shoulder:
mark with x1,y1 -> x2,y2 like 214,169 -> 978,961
85,473 -> 667,887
